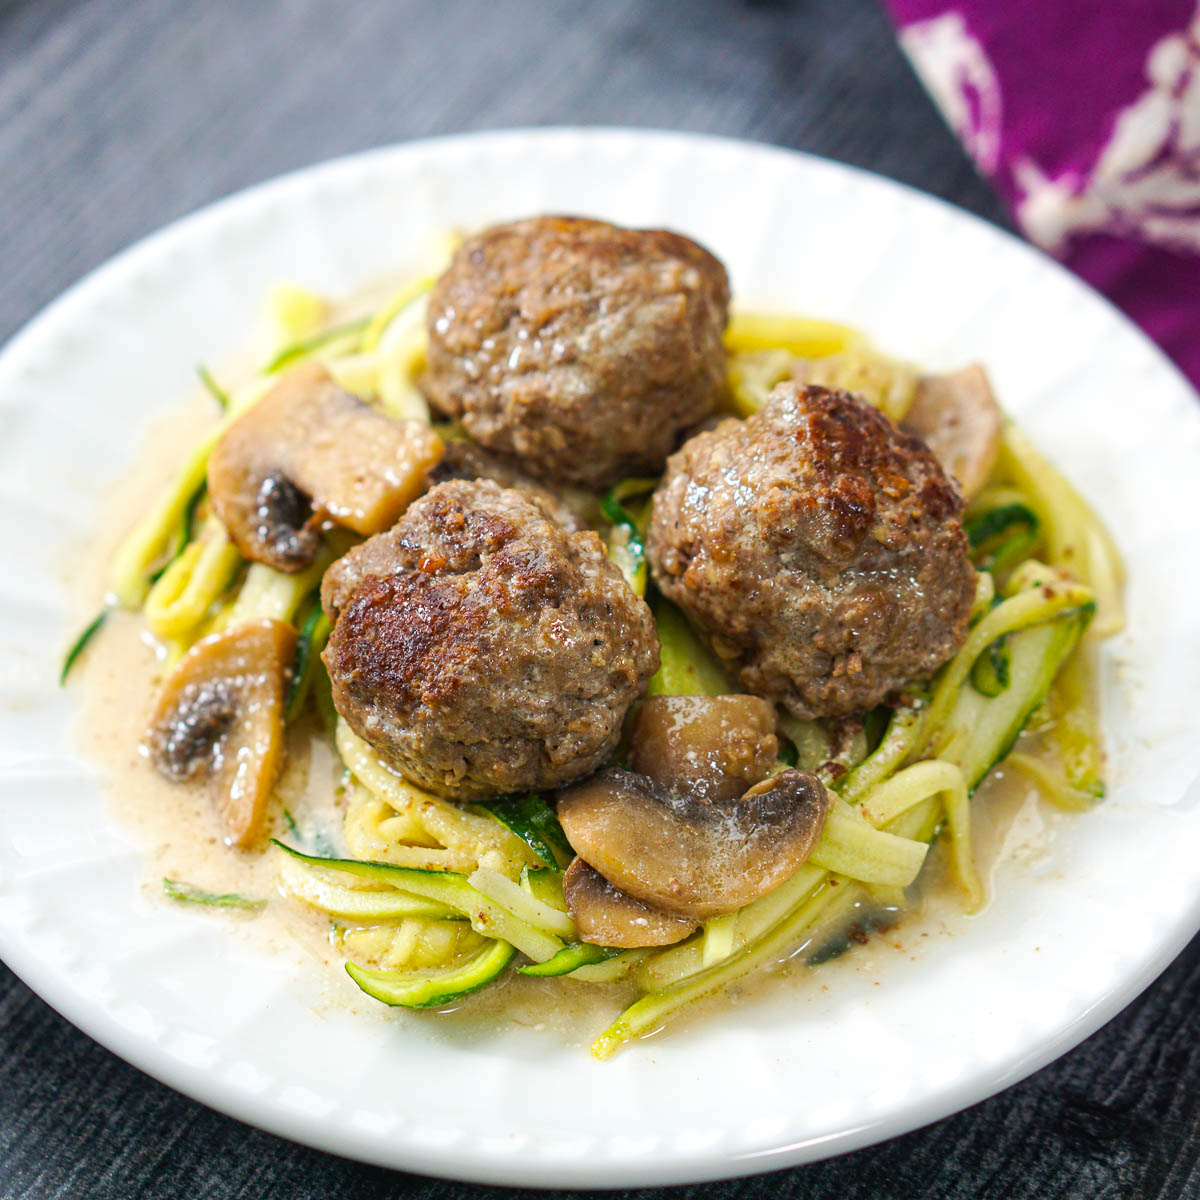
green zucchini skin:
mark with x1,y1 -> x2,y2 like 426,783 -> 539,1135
195,364 -> 231,410
285,606 -> 332,722
937,604 -> 1093,792
966,503 -> 1040,574
475,794 -> 573,868
59,609 -> 108,685
148,481 -> 207,585
271,841 -> 563,961
602,485 -> 649,596
648,595 -> 732,696
162,877 -> 266,910
518,942 -> 623,977
347,939 -> 515,1008
969,634 -> 1012,698
520,865 -> 567,910
264,315 -> 370,373
273,840 -> 473,890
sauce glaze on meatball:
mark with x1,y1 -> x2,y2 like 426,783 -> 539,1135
647,383 -> 976,719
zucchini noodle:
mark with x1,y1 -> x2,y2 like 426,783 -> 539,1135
593,876 -> 860,1060
1004,752 -> 1099,813
267,284 -> 330,346
808,798 -> 929,887
142,514 -> 241,641
860,762 -> 981,910
648,596 -> 733,696
90,268 -> 1121,1056
837,703 -> 927,807
910,567 -> 1094,765
701,913 -> 738,967
468,868 -> 577,939
724,313 -> 862,359
227,553 -> 335,628
997,424 -> 1125,637
343,920 -> 486,973
1042,642 -> 1105,799
277,852 -> 461,921
110,436 -> 219,609
724,314 -> 918,423
344,790 -> 482,874
360,276 -> 436,353
336,721 -> 537,877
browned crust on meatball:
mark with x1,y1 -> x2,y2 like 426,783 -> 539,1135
647,383 -> 975,719
421,216 -> 730,489
321,479 -> 659,799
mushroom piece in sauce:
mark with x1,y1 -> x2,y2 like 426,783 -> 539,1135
146,619 -> 296,847
629,694 -> 778,806
900,364 -> 1002,501
557,767 -> 827,921
207,363 -> 443,571
562,857 -> 698,948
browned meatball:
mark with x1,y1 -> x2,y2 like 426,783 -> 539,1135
321,479 -> 659,800
425,439 -> 587,532
647,384 -> 975,719
422,216 -> 730,489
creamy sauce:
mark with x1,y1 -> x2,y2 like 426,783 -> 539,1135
68,385 -> 1071,1052
70,394 -> 343,969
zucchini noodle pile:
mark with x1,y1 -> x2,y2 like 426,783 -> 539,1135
80,266 -> 1124,1059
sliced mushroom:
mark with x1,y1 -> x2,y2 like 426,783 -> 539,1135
208,363 -> 443,571
556,767 -> 828,920
562,857 -> 698,948
629,694 -> 778,805
901,364 -> 1001,500
146,619 -> 297,847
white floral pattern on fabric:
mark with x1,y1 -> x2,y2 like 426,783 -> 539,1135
900,12 -> 1004,173
1016,7 -> 1200,255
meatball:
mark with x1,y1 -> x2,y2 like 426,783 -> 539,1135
422,216 -> 730,489
321,479 -> 659,799
647,383 -> 975,719
425,439 -> 587,532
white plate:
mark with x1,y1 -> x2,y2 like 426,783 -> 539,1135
2,129 -> 1199,1189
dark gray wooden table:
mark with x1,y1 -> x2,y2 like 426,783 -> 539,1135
2,2 -> 1197,1196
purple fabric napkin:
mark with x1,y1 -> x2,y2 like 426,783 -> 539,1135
885,0 -> 1200,388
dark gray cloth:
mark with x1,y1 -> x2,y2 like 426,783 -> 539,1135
1,1 -> 1196,1197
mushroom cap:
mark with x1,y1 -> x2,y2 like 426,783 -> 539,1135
562,857 -> 698,948
208,364 -> 443,571
629,694 -> 778,806
146,619 -> 296,847
901,365 -> 1001,501
556,766 -> 828,920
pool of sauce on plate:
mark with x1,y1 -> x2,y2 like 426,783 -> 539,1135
67,382 -> 1074,1053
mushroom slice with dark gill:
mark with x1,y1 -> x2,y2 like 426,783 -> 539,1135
562,857 -> 699,948
207,363 -> 443,571
629,694 -> 778,806
900,364 -> 1002,501
146,619 -> 297,847
556,767 -> 828,921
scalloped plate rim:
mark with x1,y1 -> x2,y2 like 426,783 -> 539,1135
1,127 -> 1198,1189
